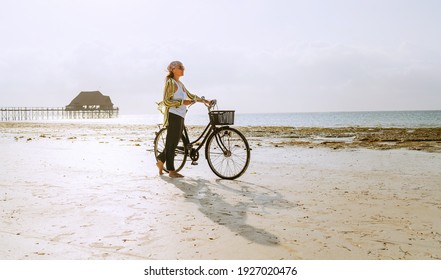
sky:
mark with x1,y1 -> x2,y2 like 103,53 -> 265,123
0,0 -> 440,114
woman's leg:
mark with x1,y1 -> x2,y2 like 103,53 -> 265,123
156,138 -> 166,175
156,130 -> 167,175
165,113 -> 184,173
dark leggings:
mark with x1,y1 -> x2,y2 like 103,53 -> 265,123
157,113 -> 184,171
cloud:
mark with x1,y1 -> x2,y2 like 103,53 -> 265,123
1,40 -> 440,113
225,42 -> 441,112
1,0 -> 441,114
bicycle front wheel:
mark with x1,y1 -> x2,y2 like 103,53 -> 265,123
205,127 -> 250,180
153,127 -> 187,173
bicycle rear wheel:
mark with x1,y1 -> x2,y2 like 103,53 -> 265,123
205,127 -> 250,180
153,127 -> 187,173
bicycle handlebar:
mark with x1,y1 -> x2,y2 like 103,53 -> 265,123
207,99 -> 217,110
189,96 -> 217,111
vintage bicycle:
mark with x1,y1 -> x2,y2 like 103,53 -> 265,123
153,98 -> 251,180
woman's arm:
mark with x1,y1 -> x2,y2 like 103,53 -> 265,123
182,83 -> 214,106
181,83 -> 200,101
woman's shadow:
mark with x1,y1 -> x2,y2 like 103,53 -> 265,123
161,176 -> 291,246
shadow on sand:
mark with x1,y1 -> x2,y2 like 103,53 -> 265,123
161,176 -> 297,246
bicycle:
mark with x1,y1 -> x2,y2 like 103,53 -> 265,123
153,98 -> 251,180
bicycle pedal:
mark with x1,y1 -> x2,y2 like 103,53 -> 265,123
191,161 -> 198,166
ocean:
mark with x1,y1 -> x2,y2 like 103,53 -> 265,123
12,110 -> 441,128
119,110 -> 441,128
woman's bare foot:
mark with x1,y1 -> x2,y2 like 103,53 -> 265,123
156,160 -> 164,175
169,170 -> 184,178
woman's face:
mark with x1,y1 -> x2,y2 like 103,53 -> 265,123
172,64 -> 185,78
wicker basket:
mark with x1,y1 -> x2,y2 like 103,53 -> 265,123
209,110 -> 235,125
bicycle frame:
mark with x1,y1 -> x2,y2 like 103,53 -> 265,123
181,120 -> 226,162
177,98 -> 220,159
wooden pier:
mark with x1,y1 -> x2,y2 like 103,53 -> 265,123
0,107 -> 119,121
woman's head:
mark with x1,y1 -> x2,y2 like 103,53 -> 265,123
166,60 -> 185,79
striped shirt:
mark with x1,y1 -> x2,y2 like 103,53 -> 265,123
157,78 -> 200,127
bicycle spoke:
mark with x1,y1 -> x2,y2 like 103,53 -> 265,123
206,127 -> 250,179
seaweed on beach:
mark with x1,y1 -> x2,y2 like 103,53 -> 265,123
236,126 -> 441,152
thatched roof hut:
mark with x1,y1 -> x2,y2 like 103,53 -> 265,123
66,91 -> 115,111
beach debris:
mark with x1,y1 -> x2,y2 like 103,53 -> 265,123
240,127 -> 441,152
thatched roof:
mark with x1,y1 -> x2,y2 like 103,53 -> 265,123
66,91 -> 114,110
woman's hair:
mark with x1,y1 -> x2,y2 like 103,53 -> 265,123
166,61 -> 183,79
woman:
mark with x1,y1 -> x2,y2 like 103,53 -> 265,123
156,61 -> 210,178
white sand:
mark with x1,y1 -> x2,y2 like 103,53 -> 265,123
0,122 -> 440,259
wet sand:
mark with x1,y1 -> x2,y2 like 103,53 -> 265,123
0,122 -> 440,259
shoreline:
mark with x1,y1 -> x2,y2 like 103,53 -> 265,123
2,122 -> 440,153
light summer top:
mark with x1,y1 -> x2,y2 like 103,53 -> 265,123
157,78 -> 200,127
168,80 -> 187,119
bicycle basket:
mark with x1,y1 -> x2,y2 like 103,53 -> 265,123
209,110 -> 235,125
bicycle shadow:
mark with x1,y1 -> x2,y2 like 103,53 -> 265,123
161,176 -> 287,246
